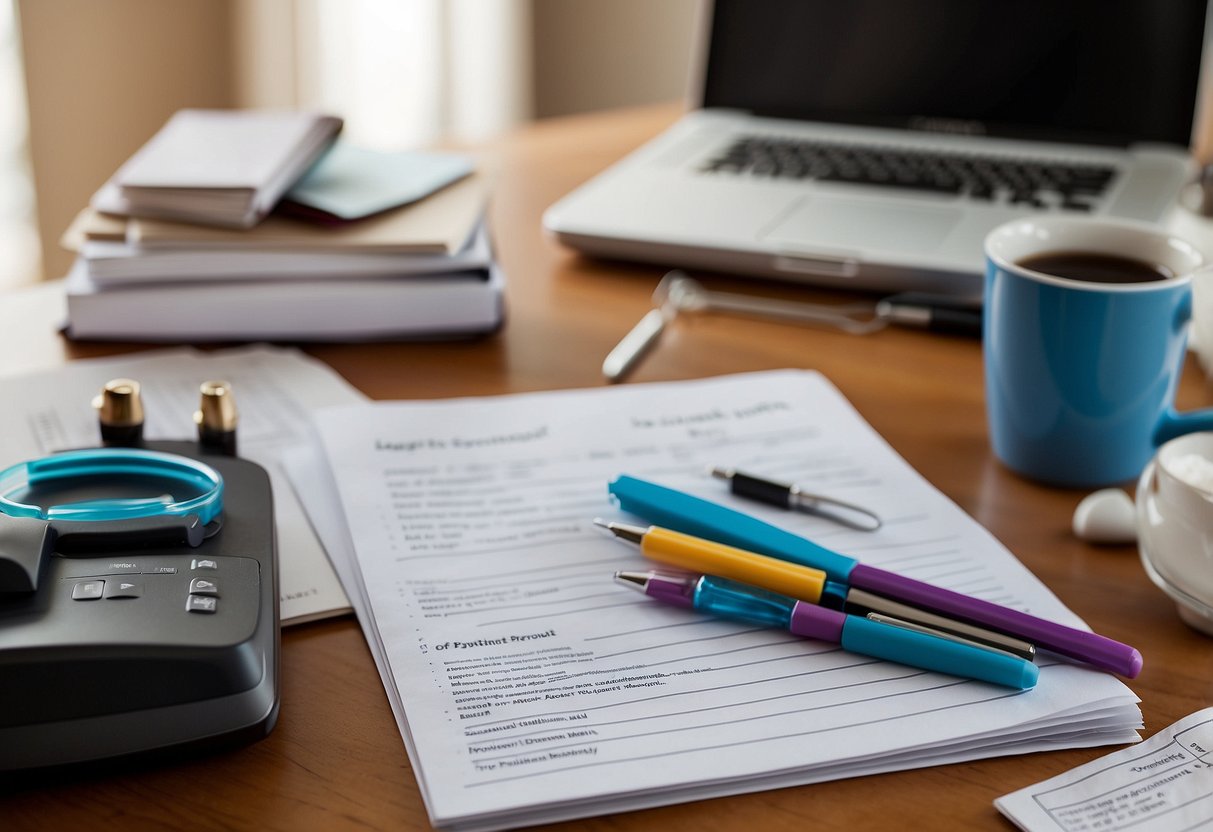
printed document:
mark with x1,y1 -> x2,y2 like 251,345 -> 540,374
306,370 -> 1142,830
0,346 -> 364,624
997,707 -> 1213,831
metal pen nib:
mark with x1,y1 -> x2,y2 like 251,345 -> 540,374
710,467 -> 882,532
613,570 -> 650,591
93,378 -> 145,447
593,518 -> 646,544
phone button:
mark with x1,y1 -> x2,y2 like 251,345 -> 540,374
186,595 -> 218,614
104,580 -> 143,599
71,580 -> 104,600
189,578 -> 219,596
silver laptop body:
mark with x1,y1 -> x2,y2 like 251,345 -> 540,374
545,0 -> 1209,294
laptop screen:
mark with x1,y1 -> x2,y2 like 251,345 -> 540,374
702,0 -> 1208,147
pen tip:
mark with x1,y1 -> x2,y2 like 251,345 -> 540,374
708,467 -> 731,480
593,518 -> 619,538
592,519 -> 646,544
613,571 -> 649,590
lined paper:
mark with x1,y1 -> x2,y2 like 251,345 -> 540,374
307,370 -> 1141,830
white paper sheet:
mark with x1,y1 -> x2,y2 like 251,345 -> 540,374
306,370 -> 1142,830
0,345 -> 365,624
997,707 -> 1213,831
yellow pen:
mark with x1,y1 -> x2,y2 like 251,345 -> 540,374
594,519 -> 828,604
595,518 -> 1036,660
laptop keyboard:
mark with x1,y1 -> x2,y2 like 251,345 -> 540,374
701,135 -> 1117,211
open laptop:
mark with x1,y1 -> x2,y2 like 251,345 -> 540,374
544,0 -> 1211,294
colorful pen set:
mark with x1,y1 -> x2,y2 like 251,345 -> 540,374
613,569 -> 1039,690
601,474 -> 1144,683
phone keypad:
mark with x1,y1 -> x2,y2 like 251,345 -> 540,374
55,554 -> 257,644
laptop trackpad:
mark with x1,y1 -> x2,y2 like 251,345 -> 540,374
761,196 -> 962,254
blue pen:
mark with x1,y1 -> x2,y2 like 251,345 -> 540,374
608,475 -> 1143,677
614,570 -> 1038,689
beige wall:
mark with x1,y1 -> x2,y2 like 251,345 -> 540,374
231,0 -> 297,110
228,1 -> 699,122
532,0 -> 698,118
17,0 -> 699,281
19,0 -> 235,279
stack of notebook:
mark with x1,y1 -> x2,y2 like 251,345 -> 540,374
62,110 -> 502,342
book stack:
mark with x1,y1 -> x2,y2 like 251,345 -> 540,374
97,109 -> 345,229
63,110 -> 501,342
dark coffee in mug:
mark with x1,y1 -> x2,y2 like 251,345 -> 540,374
1017,251 -> 1173,284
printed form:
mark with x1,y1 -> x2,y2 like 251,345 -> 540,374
997,708 -> 1213,831
308,370 -> 1142,830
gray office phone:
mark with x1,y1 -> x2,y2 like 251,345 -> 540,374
0,439 -> 280,772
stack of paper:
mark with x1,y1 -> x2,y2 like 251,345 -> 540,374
97,110 -> 343,228
290,370 -> 1143,831
62,114 -> 501,342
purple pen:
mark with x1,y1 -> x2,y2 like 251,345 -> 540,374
609,476 -> 1143,678
845,564 -> 1141,677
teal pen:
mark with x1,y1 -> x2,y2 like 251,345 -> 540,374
614,570 -> 1040,690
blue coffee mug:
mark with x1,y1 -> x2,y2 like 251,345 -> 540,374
984,217 -> 1210,487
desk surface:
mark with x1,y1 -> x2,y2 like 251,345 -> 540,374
4,104 -> 1212,831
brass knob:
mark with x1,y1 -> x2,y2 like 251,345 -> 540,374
92,378 -> 145,427
194,380 -> 238,433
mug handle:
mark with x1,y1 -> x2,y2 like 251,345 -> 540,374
1154,409 -> 1213,445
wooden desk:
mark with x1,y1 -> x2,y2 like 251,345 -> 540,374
4,104 -> 1212,830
